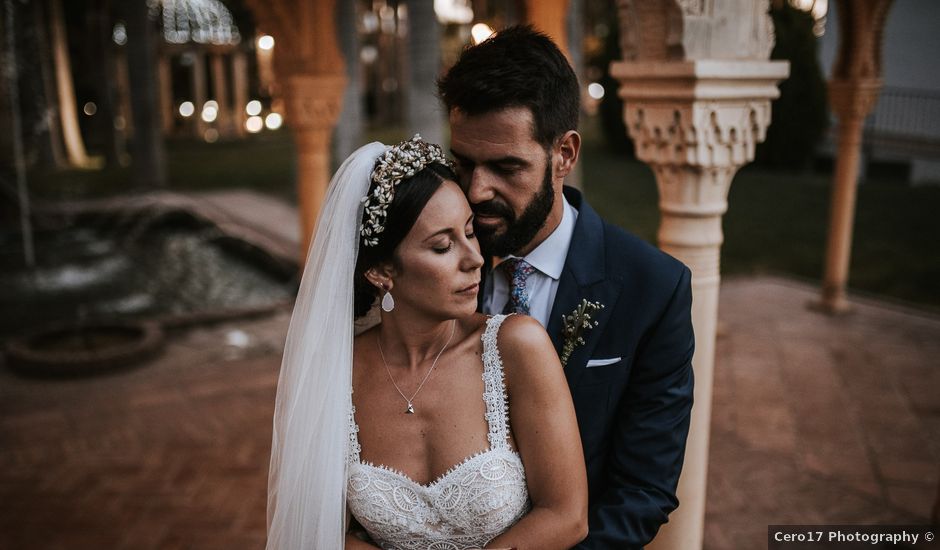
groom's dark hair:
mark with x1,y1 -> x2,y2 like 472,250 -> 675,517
437,25 -> 580,148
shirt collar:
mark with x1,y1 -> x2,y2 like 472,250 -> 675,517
496,194 -> 578,281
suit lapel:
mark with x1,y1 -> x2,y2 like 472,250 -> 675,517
548,188 -> 618,388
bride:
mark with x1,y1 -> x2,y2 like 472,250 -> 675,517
265,136 -> 587,549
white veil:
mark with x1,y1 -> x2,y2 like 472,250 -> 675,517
266,142 -> 388,549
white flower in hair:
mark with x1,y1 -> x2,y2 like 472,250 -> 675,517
360,134 -> 450,247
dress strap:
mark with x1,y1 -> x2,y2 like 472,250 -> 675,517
347,396 -> 361,465
481,314 -> 512,450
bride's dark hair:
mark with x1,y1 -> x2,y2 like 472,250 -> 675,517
353,161 -> 458,318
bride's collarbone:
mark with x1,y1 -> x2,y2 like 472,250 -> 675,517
352,362 -> 493,479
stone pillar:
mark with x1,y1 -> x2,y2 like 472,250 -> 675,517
114,49 -> 134,139
524,0 -> 583,188
819,0 -> 894,313
210,50 -> 234,137
49,0 -> 92,167
245,0 -> 346,259
191,51 -> 208,136
611,2 -> 788,549
157,54 -> 174,134
566,0 -> 584,189
282,74 -> 346,254
334,0 -> 363,161
404,0 -> 444,145
524,0 -> 570,56
232,49 -> 249,137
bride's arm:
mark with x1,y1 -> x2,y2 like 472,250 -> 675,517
484,315 -> 589,550
345,510 -> 380,549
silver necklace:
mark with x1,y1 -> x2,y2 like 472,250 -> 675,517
377,319 -> 457,414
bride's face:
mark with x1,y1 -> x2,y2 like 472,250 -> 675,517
387,180 -> 484,319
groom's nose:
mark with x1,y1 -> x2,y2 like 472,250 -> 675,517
466,167 -> 497,205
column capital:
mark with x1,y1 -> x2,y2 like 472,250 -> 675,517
611,59 -> 789,169
611,59 -> 787,261
280,74 -> 347,133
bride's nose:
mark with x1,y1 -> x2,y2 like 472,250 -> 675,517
460,240 -> 484,272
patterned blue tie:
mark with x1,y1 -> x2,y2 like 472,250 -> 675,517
500,258 -> 536,315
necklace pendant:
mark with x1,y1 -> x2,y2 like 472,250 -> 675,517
405,403 -> 415,414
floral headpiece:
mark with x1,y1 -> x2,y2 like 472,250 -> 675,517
360,135 -> 449,247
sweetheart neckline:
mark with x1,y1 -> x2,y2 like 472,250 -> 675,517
352,446 -> 522,490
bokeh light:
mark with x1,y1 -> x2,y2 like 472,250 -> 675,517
246,116 -> 264,133
257,35 -> 274,50
264,113 -> 283,130
471,23 -> 494,45
179,101 -> 195,117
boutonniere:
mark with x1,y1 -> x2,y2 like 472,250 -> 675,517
560,299 -> 605,367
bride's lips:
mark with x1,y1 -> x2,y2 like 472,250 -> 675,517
457,282 -> 479,295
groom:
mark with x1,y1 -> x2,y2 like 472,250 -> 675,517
439,26 -> 695,549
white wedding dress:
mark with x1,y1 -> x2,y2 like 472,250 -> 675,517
346,314 -> 531,549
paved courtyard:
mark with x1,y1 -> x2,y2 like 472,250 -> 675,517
2,193 -> 937,549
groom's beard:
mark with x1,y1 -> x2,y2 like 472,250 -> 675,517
474,161 -> 554,258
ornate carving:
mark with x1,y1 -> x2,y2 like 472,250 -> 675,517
627,101 -> 772,169
616,0 -> 775,62
611,59 -> 787,254
616,0 -> 638,60
616,0 -> 685,61
832,0 -> 894,81
281,75 -> 346,131
677,0 -> 706,15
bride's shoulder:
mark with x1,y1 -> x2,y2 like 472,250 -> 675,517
493,314 -> 557,365
493,313 -> 547,344
493,314 -> 563,391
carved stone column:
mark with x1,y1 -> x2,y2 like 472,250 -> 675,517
49,0 -> 91,167
523,0 -> 570,56
231,49 -> 249,137
611,2 -> 788,549
245,0 -> 346,259
191,51 -> 208,136
210,50 -> 234,138
157,54 -> 174,134
819,0 -> 894,313
282,74 -> 346,254
405,0 -> 444,145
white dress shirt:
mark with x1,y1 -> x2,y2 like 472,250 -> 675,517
481,196 -> 579,327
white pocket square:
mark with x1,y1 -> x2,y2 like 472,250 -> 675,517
586,357 -> 621,368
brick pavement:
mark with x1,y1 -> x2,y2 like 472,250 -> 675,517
705,277 -> 940,550
0,314 -> 290,550
3,185 -> 938,550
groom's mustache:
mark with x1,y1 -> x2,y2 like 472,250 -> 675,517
471,199 -> 514,222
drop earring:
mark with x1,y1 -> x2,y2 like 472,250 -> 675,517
381,286 -> 395,312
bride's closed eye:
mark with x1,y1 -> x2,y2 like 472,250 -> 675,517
433,241 -> 453,254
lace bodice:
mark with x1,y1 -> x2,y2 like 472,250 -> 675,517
346,314 -> 530,550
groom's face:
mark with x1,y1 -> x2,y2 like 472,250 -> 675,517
449,107 -> 560,258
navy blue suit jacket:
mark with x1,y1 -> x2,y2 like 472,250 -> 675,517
517,187 -> 695,548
